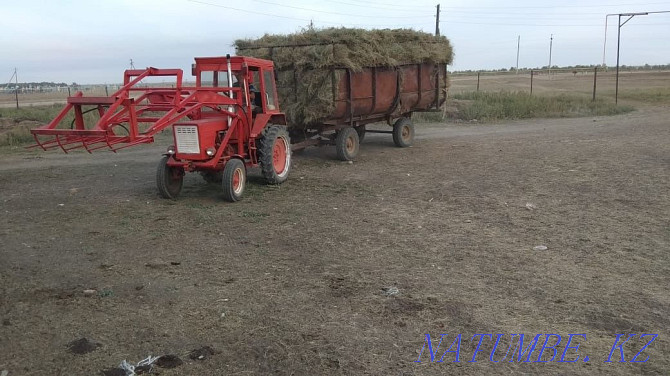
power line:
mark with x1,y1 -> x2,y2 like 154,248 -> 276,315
441,12 -> 670,23
188,0 -> 310,22
187,0 -> 433,26
328,0 -> 436,11
440,9 -> 670,19
441,11 -> 606,17
249,0 -> 435,18
440,19 -> 669,27
439,2 -> 670,9
188,0 -> 669,29
325,0 -> 428,11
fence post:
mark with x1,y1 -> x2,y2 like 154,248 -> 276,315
67,87 -> 71,96
105,86 -> 109,96
530,70 -> 534,95
592,66 -> 598,102
476,72 -> 481,92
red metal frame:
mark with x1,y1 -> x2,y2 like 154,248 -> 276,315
30,68 -> 237,153
29,56 -> 281,172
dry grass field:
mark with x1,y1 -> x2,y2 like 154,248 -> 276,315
3,70 -> 669,109
0,88 -> 107,109
0,71 -> 668,375
449,69 -> 670,103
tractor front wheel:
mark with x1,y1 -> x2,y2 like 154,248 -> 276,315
392,117 -> 414,148
221,158 -> 246,202
156,155 -> 184,199
258,125 -> 292,184
335,126 -> 360,161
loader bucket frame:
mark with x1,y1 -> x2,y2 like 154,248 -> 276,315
29,67 -> 241,153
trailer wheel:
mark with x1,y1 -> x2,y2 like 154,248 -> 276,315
156,155 -> 184,199
355,125 -> 366,143
221,158 -> 246,202
335,127 -> 360,161
258,125 -> 291,184
392,118 -> 414,148
200,170 -> 223,184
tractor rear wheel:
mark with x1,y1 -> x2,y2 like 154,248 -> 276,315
392,117 -> 414,148
221,158 -> 246,202
156,155 -> 184,199
335,126 -> 360,161
258,125 -> 292,184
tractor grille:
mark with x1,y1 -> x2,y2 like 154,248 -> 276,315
174,126 -> 200,154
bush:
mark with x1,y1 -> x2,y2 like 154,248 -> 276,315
0,124 -> 35,146
451,91 -> 634,121
0,104 -> 64,124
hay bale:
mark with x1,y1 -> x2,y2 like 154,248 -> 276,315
235,27 -> 453,126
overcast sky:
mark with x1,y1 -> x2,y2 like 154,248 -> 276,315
2,0 -> 669,84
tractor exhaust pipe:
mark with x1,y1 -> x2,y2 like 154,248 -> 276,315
226,54 -> 234,128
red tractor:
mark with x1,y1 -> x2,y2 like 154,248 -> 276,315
30,55 -> 291,202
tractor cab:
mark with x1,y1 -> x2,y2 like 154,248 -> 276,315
192,56 -> 280,118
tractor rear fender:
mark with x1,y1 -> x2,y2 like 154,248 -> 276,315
250,113 -> 287,138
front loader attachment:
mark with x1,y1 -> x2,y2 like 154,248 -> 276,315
30,93 -> 155,153
29,67 -> 238,153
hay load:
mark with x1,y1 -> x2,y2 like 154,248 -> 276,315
235,28 -> 453,127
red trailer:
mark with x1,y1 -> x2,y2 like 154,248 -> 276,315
287,62 -> 448,160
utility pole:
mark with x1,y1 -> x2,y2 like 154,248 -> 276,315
615,12 -> 648,104
15,68 -> 19,109
8,68 -> 19,109
548,34 -> 553,76
129,59 -> 135,69
516,35 -> 520,73
435,4 -> 440,36
604,10 -> 669,73
615,17 -> 622,103
602,16 -> 610,68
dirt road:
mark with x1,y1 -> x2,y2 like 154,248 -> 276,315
0,107 -> 668,375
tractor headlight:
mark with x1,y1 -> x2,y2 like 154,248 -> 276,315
206,148 -> 215,157
167,145 -> 176,155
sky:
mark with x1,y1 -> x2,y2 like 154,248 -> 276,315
2,0 -> 669,84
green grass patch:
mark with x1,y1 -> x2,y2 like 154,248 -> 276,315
0,104 -> 163,147
451,91 -> 634,121
618,87 -> 670,103
1,104 -> 105,126
413,111 -> 445,123
0,125 -> 34,146
0,104 -> 102,147
0,104 -> 64,123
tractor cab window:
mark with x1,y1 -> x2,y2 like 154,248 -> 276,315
263,70 -> 276,110
249,69 -> 259,87
200,71 -> 232,87
200,71 -> 214,87
249,70 -> 262,110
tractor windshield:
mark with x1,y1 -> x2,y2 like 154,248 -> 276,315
200,70 -> 233,87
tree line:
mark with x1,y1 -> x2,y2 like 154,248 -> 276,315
451,63 -> 670,74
